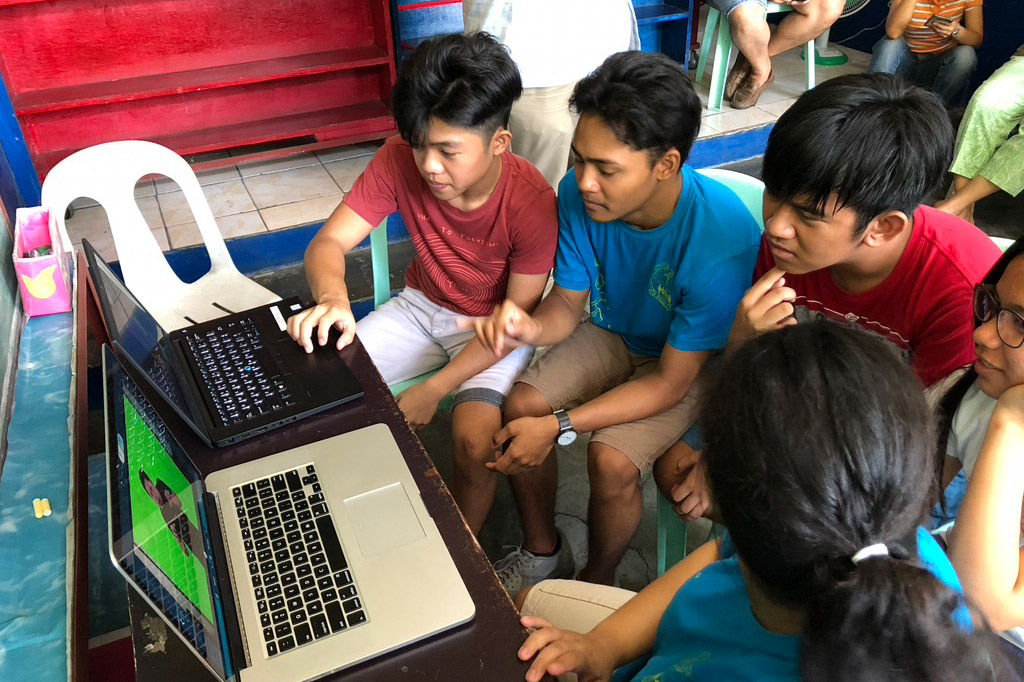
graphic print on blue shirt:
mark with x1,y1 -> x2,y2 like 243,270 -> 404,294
554,165 -> 761,356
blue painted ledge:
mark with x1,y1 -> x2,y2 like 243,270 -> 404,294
0,312 -> 75,682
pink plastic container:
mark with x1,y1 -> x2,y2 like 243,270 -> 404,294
13,207 -> 72,316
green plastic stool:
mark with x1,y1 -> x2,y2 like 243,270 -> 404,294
696,3 -> 816,113
369,221 -> 452,403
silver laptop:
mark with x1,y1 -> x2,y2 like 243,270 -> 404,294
103,346 -> 475,682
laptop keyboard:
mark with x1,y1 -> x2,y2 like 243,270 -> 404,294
233,463 -> 367,658
185,318 -> 294,426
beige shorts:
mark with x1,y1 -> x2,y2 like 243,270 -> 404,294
520,579 -> 636,633
516,322 -> 703,477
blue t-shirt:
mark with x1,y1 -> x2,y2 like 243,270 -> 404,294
614,527 -> 968,682
554,166 -> 761,356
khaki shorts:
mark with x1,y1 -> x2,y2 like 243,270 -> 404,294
520,579 -> 635,633
516,322 -> 704,478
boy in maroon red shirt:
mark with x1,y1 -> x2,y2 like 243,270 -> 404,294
287,33 -> 557,534
660,73 -> 1002,522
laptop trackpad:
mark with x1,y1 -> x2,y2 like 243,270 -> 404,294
344,482 -> 425,558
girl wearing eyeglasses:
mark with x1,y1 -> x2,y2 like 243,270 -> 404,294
938,235 -> 1024,670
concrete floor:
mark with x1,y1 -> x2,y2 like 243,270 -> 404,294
249,159 -> 1024,592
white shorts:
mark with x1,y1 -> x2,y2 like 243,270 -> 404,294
356,288 -> 534,408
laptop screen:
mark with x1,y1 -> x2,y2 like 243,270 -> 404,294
105,346 -> 233,680
85,242 -> 206,432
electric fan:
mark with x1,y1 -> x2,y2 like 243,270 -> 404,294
810,0 -> 874,66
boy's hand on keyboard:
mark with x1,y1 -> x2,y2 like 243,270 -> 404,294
287,299 -> 356,353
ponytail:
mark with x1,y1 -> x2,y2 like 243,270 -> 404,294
802,553 -> 997,682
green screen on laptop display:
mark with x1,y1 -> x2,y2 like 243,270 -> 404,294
125,396 -> 214,621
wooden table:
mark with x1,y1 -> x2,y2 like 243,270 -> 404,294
123,336 -> 539,682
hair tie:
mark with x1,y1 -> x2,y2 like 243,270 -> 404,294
851,543 -> 889,564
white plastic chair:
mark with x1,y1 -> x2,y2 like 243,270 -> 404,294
42,140 -> 280,331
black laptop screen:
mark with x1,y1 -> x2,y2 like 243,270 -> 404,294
105,347 -> 232,679
85,244 -> 203,429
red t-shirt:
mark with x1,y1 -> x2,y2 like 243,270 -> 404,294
754,206 -> 1001,387
343,136 -> 557,317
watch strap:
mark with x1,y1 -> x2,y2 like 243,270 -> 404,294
553,409 -> 573,433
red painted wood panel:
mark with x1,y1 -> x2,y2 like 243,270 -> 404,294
0,0 -> 384,92
0,0 -> 396,177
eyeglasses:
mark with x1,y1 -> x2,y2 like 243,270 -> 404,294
974,284 -> 1024,349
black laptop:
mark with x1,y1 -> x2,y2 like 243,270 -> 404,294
84,239 -> 363,446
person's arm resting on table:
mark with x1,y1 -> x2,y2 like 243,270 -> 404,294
396,271 -> 550,428
287,201 -> 375,352
519,539 -> 722,682
948,385 -> 1024,631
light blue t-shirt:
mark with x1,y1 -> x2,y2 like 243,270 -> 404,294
614,527 -> 968,682
554,165 -> 761,356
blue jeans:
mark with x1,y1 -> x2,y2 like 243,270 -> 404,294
868,36 -> 977,106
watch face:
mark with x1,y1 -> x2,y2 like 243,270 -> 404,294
557,430 -> 577,447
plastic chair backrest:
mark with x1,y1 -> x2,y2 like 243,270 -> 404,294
992,236 -> 1014,252
43,140 -> 279,330
696,167 -> 765,232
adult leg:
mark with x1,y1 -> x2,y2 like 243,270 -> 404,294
768,0 -> 845,58
933,45 -> 978,107
446,340 -> 535,535
450,401 -> 505,534
505,383 -> 562,555
581,442 -> 644,585
943,55 -> 1024,218
725,1 -> 771,93
868,36 -> 915,78
508,83 -> 576,190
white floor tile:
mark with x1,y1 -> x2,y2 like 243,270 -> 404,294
703,106 -> 777,134
323,155 -> 373,192
259,194 -> 343,231
243,165 -> 342,210
757,97 -> 798,117
156,179 -> 256,226
166,211 -> 267,250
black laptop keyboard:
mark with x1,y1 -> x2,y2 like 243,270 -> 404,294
184,318 -> 294,426
233,463 -> 367,658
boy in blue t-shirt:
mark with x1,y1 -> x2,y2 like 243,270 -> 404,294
469,51 -> 761,594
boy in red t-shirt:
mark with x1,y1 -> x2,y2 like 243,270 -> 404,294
287,33 -> 558,534
661,73 -> 1002,523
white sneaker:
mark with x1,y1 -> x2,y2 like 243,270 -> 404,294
494,530 -> 575,599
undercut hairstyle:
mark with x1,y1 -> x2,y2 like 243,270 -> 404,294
391,32 -> 522,148
762,73 -> 952,236
570,51 -> 701,166
702,321 -> 1000,682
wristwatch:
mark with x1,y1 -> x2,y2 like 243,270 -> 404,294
952,26 -> 961,39
552,409 -> 578,446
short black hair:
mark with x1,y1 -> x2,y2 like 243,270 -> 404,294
762,73 -> 952,235
570,51 -> 701,166
701,321 -> 1000,682
391,32 -> 522,148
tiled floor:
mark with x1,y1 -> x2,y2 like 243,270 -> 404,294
64,43 -> 870,262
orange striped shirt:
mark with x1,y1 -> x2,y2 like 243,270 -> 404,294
903,0 -> 982,54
